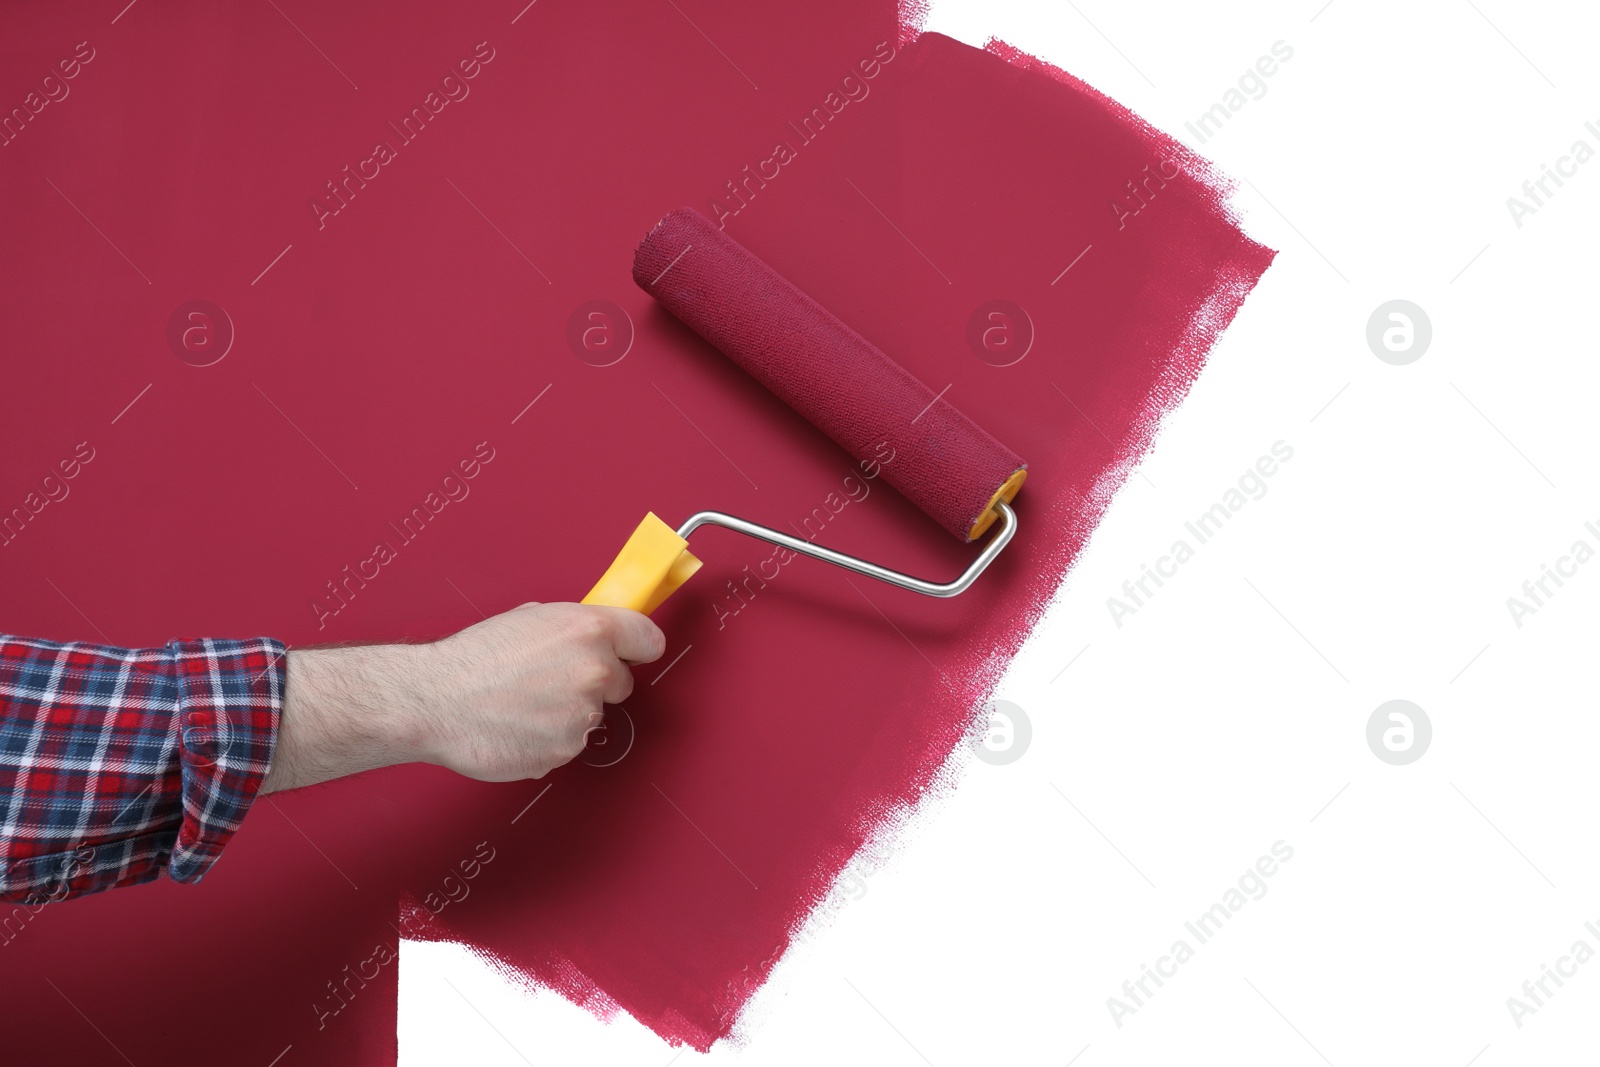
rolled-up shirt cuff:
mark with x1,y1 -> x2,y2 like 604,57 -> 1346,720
0,636 -> 285,904
165,638 -> 285,883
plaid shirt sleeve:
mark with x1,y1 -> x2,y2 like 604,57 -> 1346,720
0,635 -> 285,905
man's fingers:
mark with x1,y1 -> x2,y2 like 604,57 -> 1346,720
590,606 -> 667,664
600,656 -> 635,704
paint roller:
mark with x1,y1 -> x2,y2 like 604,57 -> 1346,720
582,206 -> 1026,614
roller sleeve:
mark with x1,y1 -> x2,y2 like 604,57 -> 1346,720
632,207 -> 1025,542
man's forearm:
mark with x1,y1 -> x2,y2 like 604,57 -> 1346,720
260,603 -> 665,794
0,603 -> 662,904
262,644 -> 434,794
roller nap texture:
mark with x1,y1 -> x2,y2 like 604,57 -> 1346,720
633,207 -> 1025,542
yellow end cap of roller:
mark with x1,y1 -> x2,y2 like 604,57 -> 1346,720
967,468 -> 1028,541
581,512 -> 702,616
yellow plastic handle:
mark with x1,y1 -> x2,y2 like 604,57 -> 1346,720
581,512 -> 702,615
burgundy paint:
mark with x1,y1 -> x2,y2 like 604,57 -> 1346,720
0,1 -> 1271,1060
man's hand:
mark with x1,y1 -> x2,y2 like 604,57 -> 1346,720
261,603 -> 666,794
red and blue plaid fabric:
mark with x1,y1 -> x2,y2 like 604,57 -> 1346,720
0,635 -> 285,904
